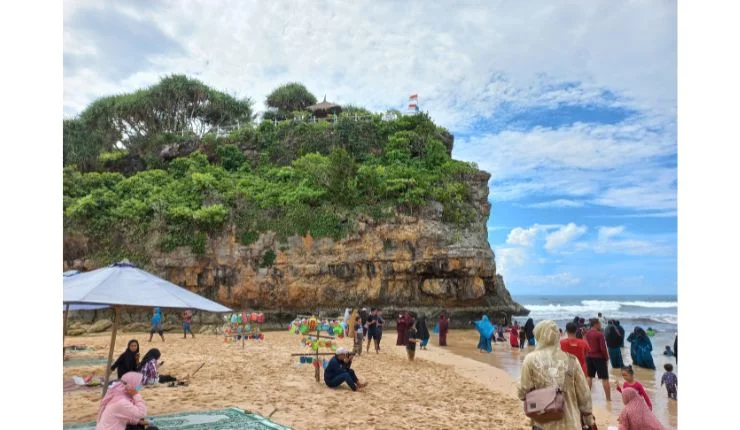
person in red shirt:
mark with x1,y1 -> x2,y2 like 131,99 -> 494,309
617,365 -> 653,410
560,322 -> 590,375
585,318 -> 612,401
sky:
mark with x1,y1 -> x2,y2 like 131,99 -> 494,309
63,0 -> 677,296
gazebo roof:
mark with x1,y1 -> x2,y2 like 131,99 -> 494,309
307,95 -> 341,113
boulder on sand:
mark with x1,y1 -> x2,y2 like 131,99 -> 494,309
67,328 -> 87,336
87,319 -> 113,333
123,322 -> 149,333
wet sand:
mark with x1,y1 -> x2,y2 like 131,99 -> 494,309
446,329 -> 678,430
64,331 -> 532,429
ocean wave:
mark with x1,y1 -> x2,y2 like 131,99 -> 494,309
581,300 -> 677,309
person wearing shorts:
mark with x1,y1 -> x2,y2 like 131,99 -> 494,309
584,318 -> 611,401
182,309 -> 194,339
148,307 -> 165,342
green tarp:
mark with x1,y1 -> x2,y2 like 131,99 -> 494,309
63,407 -> 291,429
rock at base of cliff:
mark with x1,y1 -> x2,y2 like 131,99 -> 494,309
123,322 -> 149,333
66,328 -> 87,336
87,319 -> 112,333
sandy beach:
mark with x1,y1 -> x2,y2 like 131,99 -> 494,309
63,328 -> 676,429
64,330 -> 530,429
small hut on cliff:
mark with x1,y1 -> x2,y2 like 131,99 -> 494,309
306,95 -> 342,118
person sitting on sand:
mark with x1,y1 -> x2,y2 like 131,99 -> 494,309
627,327 -> 656,369
663,345 -> 674,356
111,339 -> 140,380
617,365 -> 652,410
618,387 -> 666,430
148,307 -> 165,342
438,313 -> 449,346
518,320 -> 594,430
96,371 -> 159,430
137,349 -> 164,385
324,348 -> 367,391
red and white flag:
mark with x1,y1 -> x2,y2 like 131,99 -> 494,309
409,94 -> 418,100
408,103 -> 417,109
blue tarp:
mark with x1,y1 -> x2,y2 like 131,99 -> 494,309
63,260 -> 231,312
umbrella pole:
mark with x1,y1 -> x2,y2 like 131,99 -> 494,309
102,306 -> 120,397
63,303 -> 70,359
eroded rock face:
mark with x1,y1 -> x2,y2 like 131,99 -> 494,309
64,170 -> 528,325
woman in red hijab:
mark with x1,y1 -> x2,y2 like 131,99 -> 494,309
438,313 -> 449,346
618,387 -> 666,430
396,312 -> 409,346
509,324 -> 520,348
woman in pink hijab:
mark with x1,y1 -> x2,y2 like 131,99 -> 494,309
96,372 -> 159,430
618,387 -> 666,430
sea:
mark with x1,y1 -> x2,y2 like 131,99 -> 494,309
511,294 -> 678,333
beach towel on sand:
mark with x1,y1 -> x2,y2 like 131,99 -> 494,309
63,407 -> 291,430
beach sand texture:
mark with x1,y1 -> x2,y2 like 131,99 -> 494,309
446,330 -> 678,430
64,331 -> 532,429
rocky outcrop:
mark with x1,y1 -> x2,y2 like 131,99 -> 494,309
64,170 -> 528,326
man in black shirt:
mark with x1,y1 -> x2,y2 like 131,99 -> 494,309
366,308 -> 380,354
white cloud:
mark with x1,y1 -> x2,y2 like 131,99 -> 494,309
574,225 -> 674,256
522,199 -> 586,209
517,272 -> 582,287
598,226 -> 625,240
506,226 -> 540,247
63,1 -> 675,130
545,223 -> 588,252
494,247 -> 528,275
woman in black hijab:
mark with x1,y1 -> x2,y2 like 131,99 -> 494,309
111,339 -> 139,379
524,318 -> 535,346
416,314 -> 430,350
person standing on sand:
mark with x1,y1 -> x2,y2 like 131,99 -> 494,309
438,313 -> 449,346
617,387 -> 666,430
560,322 -> 590,375
584,318 -> 611,401
605,320 -> 624,369
673,335 -> 677,363
366,308 -> 379,353
182,309 -> 194,339
396,312 -> 410,346
519,326 -> 526,349
324,348 -> 367,392
616,320 -> 626,348
416,313 -> 430,350
510,324 -> 520,349
148,307 -> 164,342
473,314 -> 494,353
376,308 -> 385,351
353,316 -> 364,355
598,312 -> 608,328
407,317 -> 419,360
518,320 -> 594,430
524,318 -> 536,346
627,327 -> 656,370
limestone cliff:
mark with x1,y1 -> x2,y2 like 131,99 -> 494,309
64,170 -> 527,326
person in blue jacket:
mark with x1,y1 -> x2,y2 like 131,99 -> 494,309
324,348 -> 368,391
472,314 -> 494,353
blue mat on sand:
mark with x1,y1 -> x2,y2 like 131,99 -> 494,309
63,358 -> 108,367
63,407 -> 291,429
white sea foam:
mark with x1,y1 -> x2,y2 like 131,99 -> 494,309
581,300 -> 677,309
520,299 -> 677,326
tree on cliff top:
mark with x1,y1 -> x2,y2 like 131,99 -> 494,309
265,82 -> 317,113
79,74 -> 253,151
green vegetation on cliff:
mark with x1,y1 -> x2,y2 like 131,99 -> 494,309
63,75 -> 480,261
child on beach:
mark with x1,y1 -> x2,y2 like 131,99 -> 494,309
617,365 -> 653,410
353,316 -> 364,355
148,307 -> 165,342
661,363 -> 677,399
663,345 -> 674,356
406,321 -> 418,361
182,309 -> 194,339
